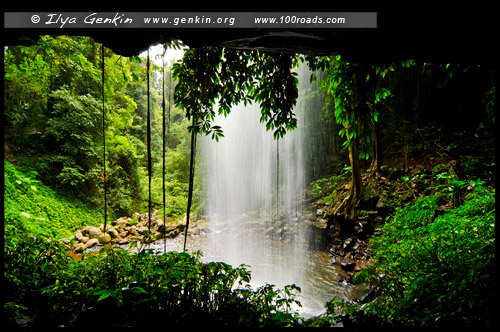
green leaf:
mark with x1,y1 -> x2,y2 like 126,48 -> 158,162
131,286 -> 147,294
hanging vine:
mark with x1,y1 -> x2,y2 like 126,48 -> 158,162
162,45 -> 167,253
101,44 -> 108,233
146,49 -> 152,233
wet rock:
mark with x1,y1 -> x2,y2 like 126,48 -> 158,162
316,209 -> 324,217
245,219 -> 265,229
341,262 -> 356,272
265,227 -> 274,238
343,237 -> 355,251
194,220 -> 211,234
166,230 -> 179,239
353,283 -> 378,303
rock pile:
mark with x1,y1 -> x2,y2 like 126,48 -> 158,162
65,211 -> 209,252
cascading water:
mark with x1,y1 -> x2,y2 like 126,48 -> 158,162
195,63 -> 352,317
200,98 -> 307,283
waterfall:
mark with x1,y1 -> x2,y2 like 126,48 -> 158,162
199,63 -> 332,316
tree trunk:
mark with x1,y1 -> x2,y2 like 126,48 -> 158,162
368,120 -> 382,174
349,139 -> 363,218
333,129 -> 362,236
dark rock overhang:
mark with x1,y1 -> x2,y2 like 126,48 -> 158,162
2,5 -> 498,67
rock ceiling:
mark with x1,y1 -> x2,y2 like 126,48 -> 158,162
3,6 -> 497,66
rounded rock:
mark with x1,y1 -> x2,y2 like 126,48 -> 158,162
98,233 -> 111,244
85,238 -> 99,248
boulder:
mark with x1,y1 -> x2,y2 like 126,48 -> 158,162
85,238 -> 99,248
354,259 -> 374,271
78,236 -> 90,244
410,164 -> 425,174
116,219 -> 129,229
74,230 -> 83,240
106,227 -> 119,238
98,233 -> 111,244
182,213 -> 195,224
127,226 -> 138,235
136,225 -> 149,234
117,238 -> 130,245
376,197 -> 385,209
114,216 -> 128,225
60,238 -> 71,245
82,226 -> 101,239
166,230 -> 179,239
176,222 -> 186,232
74,243 -> 86,253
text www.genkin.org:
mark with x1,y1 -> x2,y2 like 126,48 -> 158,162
143,15 -> 236,26
142,14 -> 349,27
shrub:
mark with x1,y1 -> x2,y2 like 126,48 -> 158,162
344,185 -> 495,327
3,236 -> 303,328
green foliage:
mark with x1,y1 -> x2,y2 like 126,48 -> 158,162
4,36 -> 194,220
310,165 -> 351,201
172,47 -> 300,140
306,55 -> 391,160
4,161 -> 102,240
351,185 -> 495,327
3,237 -> 303,327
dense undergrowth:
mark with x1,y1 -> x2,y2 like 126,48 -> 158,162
346,184 -> 495,327
4,160 -> 102,241
3,237 -> 305,327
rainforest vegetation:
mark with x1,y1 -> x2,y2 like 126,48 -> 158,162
3,35 -> 495,327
